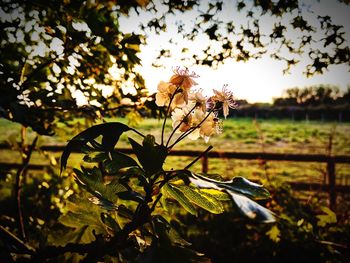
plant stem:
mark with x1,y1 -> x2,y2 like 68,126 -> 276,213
166,104 -> 196,148
130,128 -> 146,138
184,145 -> 213,170
161,87 -> 180,145
0,225 -> 35,254
172,127 -> 196,146
15,128 -> 38,242
150,193 -> 163,212
168,109 -> 214,149
158,172 -> 178,189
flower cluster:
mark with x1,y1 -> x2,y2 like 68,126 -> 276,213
156,67 -> 235,145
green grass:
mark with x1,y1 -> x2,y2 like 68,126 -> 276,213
117,117 -> 350,155
1,117 -> 350,186
1,117 -> 349,154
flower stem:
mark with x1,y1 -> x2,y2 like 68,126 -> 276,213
165,104 -> 196,148
184,145 -> 213,170
168,109 -> 214,149
157,171 -> 178,189
161,87 -> 180,145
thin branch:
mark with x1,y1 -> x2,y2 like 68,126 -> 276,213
169,127 -> 196,148
15,131 -> 38,242
0,225 -> 35,255
157,170 -> 179,189
184,145 -> 213,170
168,109 -> 214,149
130,127 -> 146,138
101,104 -> 136,112
316,239 -> 348,249
20,54 -> 60,89
150,193 -> 163,212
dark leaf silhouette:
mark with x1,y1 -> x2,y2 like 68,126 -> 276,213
60,122 -> 130,174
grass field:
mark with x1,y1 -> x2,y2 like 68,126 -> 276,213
1,117 -> 350,189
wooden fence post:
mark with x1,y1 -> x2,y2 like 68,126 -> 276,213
327,158 -> 336,210
201,154 -> 208,174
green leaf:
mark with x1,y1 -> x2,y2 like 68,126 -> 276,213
60,122 -> 130,174
101,213 -> 121,233
176,185 -> 224,214
193,174 -> 270,200
189,173 -> 275,222
172,170 -> 191,185
83,150 -> 139,174
266,225 -> 281,243
51,196 -> 110,245
116,204 -> 134,220
316,206 -> 337,227
83,151 -> 107,163
225,177 -> 271,200
200,188 -> 231,201
128,136 -> 167,175
104,150 -> 139,174
162,183 -> 197,216
228,191 -> 275,222
140,214 -> 209,262
117,190 -> 146,203
73,167 -> 127,210
152,215 -> 191,246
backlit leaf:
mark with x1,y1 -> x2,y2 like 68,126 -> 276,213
192,174 -> 270,200
83,151 -> 107,163
73,167 -> 127,210
83,150 -> 139,174
176,185 -> 224,214
316,206 -> 337,227
266,225 -> 281,243
162,183 -> 197,216
189,173 -> 275,222
200,188 -> 231,201
227,191 -> 275,223
51,196 -> 110,245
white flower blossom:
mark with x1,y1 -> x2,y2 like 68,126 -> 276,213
171,107 -> 193,133
169,67 -> 198,90
189,91 -> 207,113
210,85 -> 236,118
192,109 -> 220,142
158,69 -> 230,144
155,81 -> 176,107
156,80 -> 189,108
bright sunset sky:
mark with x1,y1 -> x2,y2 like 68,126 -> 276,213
120,0 -> 350,103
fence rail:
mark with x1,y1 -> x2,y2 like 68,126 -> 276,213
1,143 -> 350,209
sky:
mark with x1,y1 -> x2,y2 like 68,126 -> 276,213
120,0 -> 350,103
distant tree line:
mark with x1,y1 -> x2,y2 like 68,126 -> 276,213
232,85 -> 350,121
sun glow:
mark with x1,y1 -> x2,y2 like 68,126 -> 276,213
137,50 -> 350,103
121,0 -> 350,103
